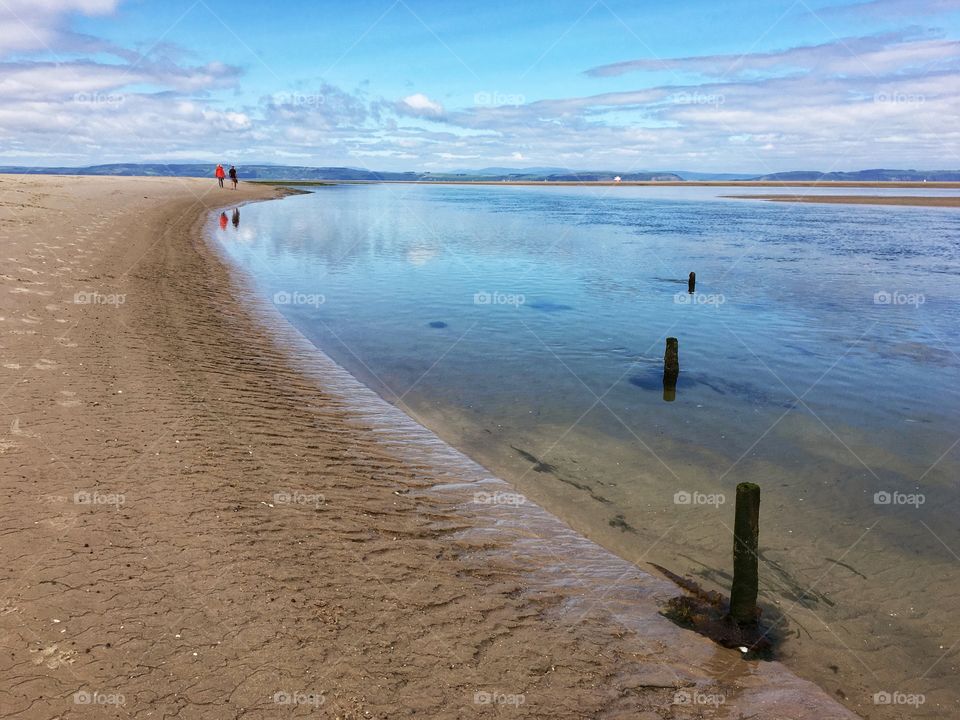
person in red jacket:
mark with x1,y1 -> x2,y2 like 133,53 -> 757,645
215,164 -> 225,188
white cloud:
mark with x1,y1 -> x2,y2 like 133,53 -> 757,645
1,0 -> 959,172
585,31 -> 959,79
0,0 -> 119,54
399,92 -> 444,117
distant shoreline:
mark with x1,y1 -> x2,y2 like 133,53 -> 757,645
724,194 -> 960,207
251,178 -> 960,189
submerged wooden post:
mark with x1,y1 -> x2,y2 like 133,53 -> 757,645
688,271 -> 696,293
663,337 -> 679,387
730,482 -> 761,625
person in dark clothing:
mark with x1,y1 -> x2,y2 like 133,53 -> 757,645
228,166 -> 238,189
231,208 -> 240,227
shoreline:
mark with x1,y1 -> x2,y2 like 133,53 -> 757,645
255,179 -> 960,188
1,174 -> 856,718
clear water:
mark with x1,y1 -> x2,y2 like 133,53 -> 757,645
213,184 -> 960,718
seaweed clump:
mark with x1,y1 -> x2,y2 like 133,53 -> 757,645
651,563 -> 777,659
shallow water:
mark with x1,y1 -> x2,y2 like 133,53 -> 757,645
213,184 -> 960,719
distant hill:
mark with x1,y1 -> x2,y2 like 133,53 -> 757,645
667,171 -> 757,181
0,163 -> 682,182
455,166 -> 572,175
2,163 -> 959,183
754,169 -> 960,182
0,163 -> 423,181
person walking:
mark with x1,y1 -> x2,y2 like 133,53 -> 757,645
228,165 -> 238,189
215,164 -> 225,188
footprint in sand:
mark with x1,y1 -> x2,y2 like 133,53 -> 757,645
0,439 -> 17,455
0,599 -> 19,616
41,515 -> 78,531
34,359 -> 56,371
10,418 -> 38,438
57,390 -> 81,408
56,337 -> 77,348
31,644 -> 75,669
10,287 -> 52,296
2,362 -> 20,369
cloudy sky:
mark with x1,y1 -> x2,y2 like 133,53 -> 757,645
1,0 -> 959,172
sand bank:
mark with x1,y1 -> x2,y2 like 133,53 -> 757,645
724,193 -> 960,207
0,174 -> 858,718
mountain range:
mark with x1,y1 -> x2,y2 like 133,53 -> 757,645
1,163 -> 959,183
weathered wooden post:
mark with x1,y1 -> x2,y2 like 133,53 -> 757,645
662,337 -> 679,402
729,482 -> 761,625
688,271 -> 696,293
663,337 -> 679,385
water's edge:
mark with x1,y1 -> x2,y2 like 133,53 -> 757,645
201,201 -> 859,719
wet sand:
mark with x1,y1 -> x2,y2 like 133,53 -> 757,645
724,194 -> 960,207
0,174 -> 857,718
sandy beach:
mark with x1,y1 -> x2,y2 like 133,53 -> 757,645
0,174 -> 860,718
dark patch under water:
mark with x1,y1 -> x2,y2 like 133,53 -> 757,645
628,367 -> 792,406
428,321 -> 448,328
526,300 -> 574,312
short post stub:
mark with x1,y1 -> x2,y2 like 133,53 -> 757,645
729,482 -> 761,625
663,337 -> 680,388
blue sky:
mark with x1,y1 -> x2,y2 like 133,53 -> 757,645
2,0 -> 960,171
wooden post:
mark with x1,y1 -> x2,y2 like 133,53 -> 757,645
729,482 -> 761,625
663,337 -> 679,388
688,271 -> 696,293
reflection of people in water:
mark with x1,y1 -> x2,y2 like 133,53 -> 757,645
231,208 -> 240,227
219,211 -> 228,230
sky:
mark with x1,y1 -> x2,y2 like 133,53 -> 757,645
1,0 -> 960,172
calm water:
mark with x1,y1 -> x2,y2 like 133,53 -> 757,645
213,184 -> 960,718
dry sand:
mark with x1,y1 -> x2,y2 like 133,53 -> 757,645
0,174 -> 858,718
724,194 -> 960,207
